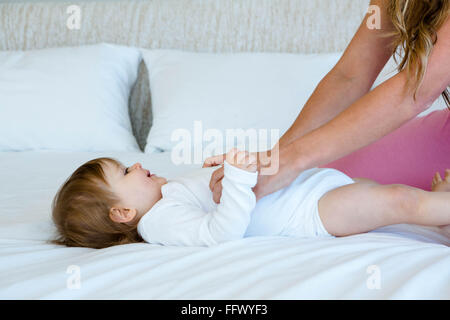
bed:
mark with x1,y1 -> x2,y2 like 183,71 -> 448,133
0,0 -> 449,300
0,150 -> 448,299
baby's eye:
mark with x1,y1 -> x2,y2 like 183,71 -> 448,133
124,167 -> 129,175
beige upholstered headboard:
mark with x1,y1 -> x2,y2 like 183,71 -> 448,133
0,0 -> 370,150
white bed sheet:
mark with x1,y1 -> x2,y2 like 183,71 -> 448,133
0,150 -> 449,299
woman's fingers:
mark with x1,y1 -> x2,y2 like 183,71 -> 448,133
225,148 -> 240,164
212,179 -> 223,204
252,174 -> 272,201
203,153 -> 226,168
235,150 -> 248,165
209,166 -> 224,191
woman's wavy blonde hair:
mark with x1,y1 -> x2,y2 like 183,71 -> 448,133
386,0 -> 449,108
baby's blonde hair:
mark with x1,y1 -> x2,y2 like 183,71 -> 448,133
50,157 -> 143,249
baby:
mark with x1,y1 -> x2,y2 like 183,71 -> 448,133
51,148 -> 450,249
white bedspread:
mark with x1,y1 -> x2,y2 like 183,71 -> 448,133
0,151 -> 449,299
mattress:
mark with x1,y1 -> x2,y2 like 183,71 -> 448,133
0,150 -> 449,299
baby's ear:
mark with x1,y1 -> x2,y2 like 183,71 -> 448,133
109,207 -> 137,223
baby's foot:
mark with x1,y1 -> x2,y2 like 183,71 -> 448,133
431,170 -> 450,192
431,170 -> 450,237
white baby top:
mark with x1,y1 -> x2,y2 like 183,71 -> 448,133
137,161 -> 355,247
137,160 -> 258,247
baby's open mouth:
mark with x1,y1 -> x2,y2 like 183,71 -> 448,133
147,170 -> 154,177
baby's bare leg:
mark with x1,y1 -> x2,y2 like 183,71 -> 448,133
318,181 -> 450,237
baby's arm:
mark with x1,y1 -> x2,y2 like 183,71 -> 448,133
138,159 -> 258,247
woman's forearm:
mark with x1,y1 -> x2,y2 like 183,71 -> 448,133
279,65 -> 378,149
285,71 -> 429,174
281,15 -> 450,173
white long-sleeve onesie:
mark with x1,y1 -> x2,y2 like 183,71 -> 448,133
137,161 -> 355,247
137,160 -> 258,246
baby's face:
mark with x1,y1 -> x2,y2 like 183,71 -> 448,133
103,159 -> 167,221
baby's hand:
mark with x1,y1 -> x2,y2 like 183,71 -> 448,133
225,148 -> 257,173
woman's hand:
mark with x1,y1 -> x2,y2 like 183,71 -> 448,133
252,145 -> 303,201
252,150 -> 296,201
203,154 -> 225,203
203,148 -> 280,203
226,148 -> 258,172
203,148 -> 258,203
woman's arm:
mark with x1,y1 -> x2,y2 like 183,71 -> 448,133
255,15 -> 450,200
279,0 -> 394,148
203,0 -> 393,203
205,0 -> 395,202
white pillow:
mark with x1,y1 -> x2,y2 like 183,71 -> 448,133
142,49 -> 342,155
0,43 -> 142,152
